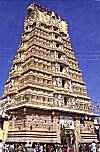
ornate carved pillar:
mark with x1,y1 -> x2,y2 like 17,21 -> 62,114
74,118 -> 81,152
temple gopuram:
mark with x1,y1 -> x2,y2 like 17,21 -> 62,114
0,2 -> 99,152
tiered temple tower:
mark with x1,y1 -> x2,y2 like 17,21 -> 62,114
0,2 -> 98,151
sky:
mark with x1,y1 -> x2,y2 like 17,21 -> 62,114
0,0 -> 100,114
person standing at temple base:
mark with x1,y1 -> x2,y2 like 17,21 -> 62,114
0,140 -> 3,152
91,141 -> 97,152
9,144 -> 14,152
25,142 -> 34,152
39,145 -> 43,152
88,143 -> 92,152
97,142 -> 100,152
66,144 -> 71,152
79,143 -> 84,152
